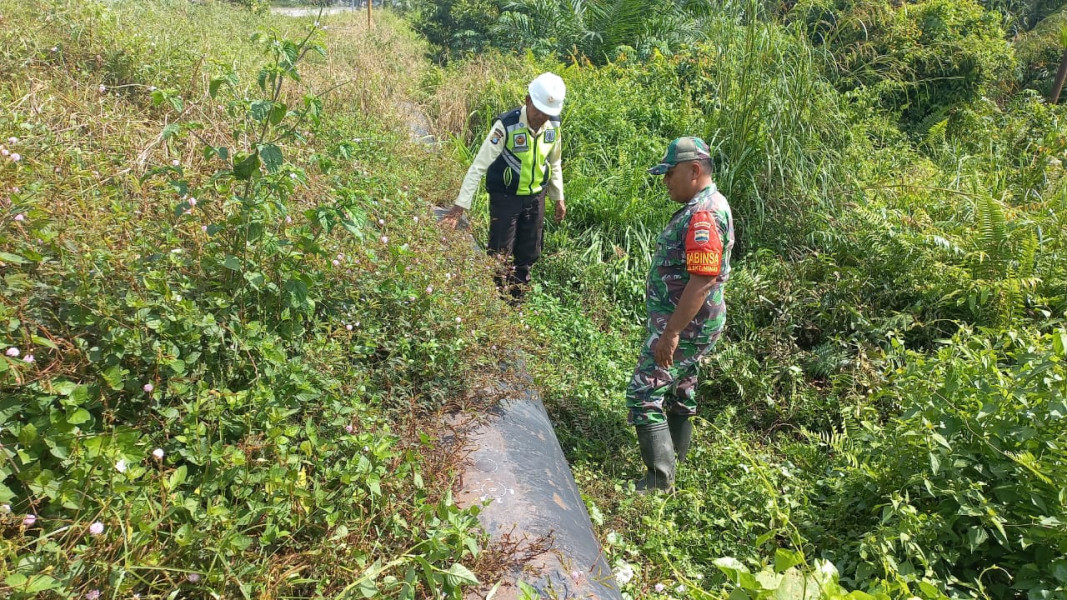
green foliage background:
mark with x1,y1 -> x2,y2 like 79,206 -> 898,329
1,0 -> 1066,599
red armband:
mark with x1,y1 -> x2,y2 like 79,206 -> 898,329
685,210 -> 723,277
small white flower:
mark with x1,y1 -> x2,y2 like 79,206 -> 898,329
22,514 -> 36,527
98,84 -> 106,94
0,504 -> 9,513
187,197 -> 196,207
14,214 -> 25,221
1,149 -> 8,156
332,259 -> 340,267
408,296 -> 416,302
289,172 -> 298,179
614,563 -> 634,586
89,521 -> 104,536
380,235 -> 388,244
171,159 -> 180,167
143,383 -> 154,393
6,137 -> 15,144
23,354 -> 34,363
345,324 -> 353,331
336,253 -> 343,260
149,85 -> 157,91
115,459 -> 127,473
187,573 -> 200,583
152,448 -> 164,460
85,590 -> 100,600
571,571 -> 582,582
377,218 -> 385,226
9,153 -> 20,162
353,321 -> 360,327
676,584 -> 686,593
345,424 -> 354,434
285,215 -> 292,224
445,272 -> 453,279
51,46 -> 58,52
655,583 -> 665,593
455,317 -> 462,323
413,216 -> 419,223
425,286 -> 433,294
362,446 -> 369,452
5,347 -> 18,357
201,225 -> 208,232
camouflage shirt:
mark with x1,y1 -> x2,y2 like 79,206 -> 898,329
645,183 -> 734,343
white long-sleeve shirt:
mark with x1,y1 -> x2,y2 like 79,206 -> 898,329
453,106 -> 563,210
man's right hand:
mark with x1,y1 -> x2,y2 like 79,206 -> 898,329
440,204 -> 465,230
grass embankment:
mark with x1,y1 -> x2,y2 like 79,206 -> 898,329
0,1 -> 538,597
2,1 -> 1066,599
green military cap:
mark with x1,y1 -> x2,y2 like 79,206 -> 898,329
648,137 -> 712,175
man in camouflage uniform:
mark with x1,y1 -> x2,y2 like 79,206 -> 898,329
627,137 -> 734,492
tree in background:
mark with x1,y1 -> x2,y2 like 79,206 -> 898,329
1052,25 -> 1067,101
493,0 -> 713,62
978,0 -> 1067,33
410,0 -> 505,63
411,0 -> 715,64
790,0 -> 1014,130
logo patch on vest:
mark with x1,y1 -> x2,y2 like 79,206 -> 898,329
490,128 -> 503,145
513,132 -> 529,152
544,129 -> 556,143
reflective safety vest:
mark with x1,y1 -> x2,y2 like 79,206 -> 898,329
485,108 -> 560,197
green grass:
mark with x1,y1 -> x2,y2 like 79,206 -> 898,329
2,1 -> 1066,599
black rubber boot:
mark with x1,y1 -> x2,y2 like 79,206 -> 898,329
667,413 -> 693,463
634,422 -> 675,492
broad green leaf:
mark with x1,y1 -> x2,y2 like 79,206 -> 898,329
67,408 -> 91,425
102,364 -> 126,391
0,252 -> 27,264
250,100 -> 272,121
444,563 -> 478,588
233,152 -> 260,180
31,335 -> 58,350
223,255 -> 241,271
209,77 -> 225,98
7,573 -> 62,592
774,548 -> 805,573
358,579 -> 378,598
269,102 -> 287,125
161,123 -> 180,140
1054,331 -> 1067,357
169,465 -> 188,490
53,380 -> 77,396
259,144 -> 283,173
918,581 -> 942,597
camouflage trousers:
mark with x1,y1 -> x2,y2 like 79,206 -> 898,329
625,329 -> 720,426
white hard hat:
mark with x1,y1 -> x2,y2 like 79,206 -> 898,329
528,72 -> 566,117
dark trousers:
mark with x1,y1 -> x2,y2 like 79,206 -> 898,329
487,192 -> 545,298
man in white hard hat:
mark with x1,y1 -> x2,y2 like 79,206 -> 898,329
442,72 -> 567,300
